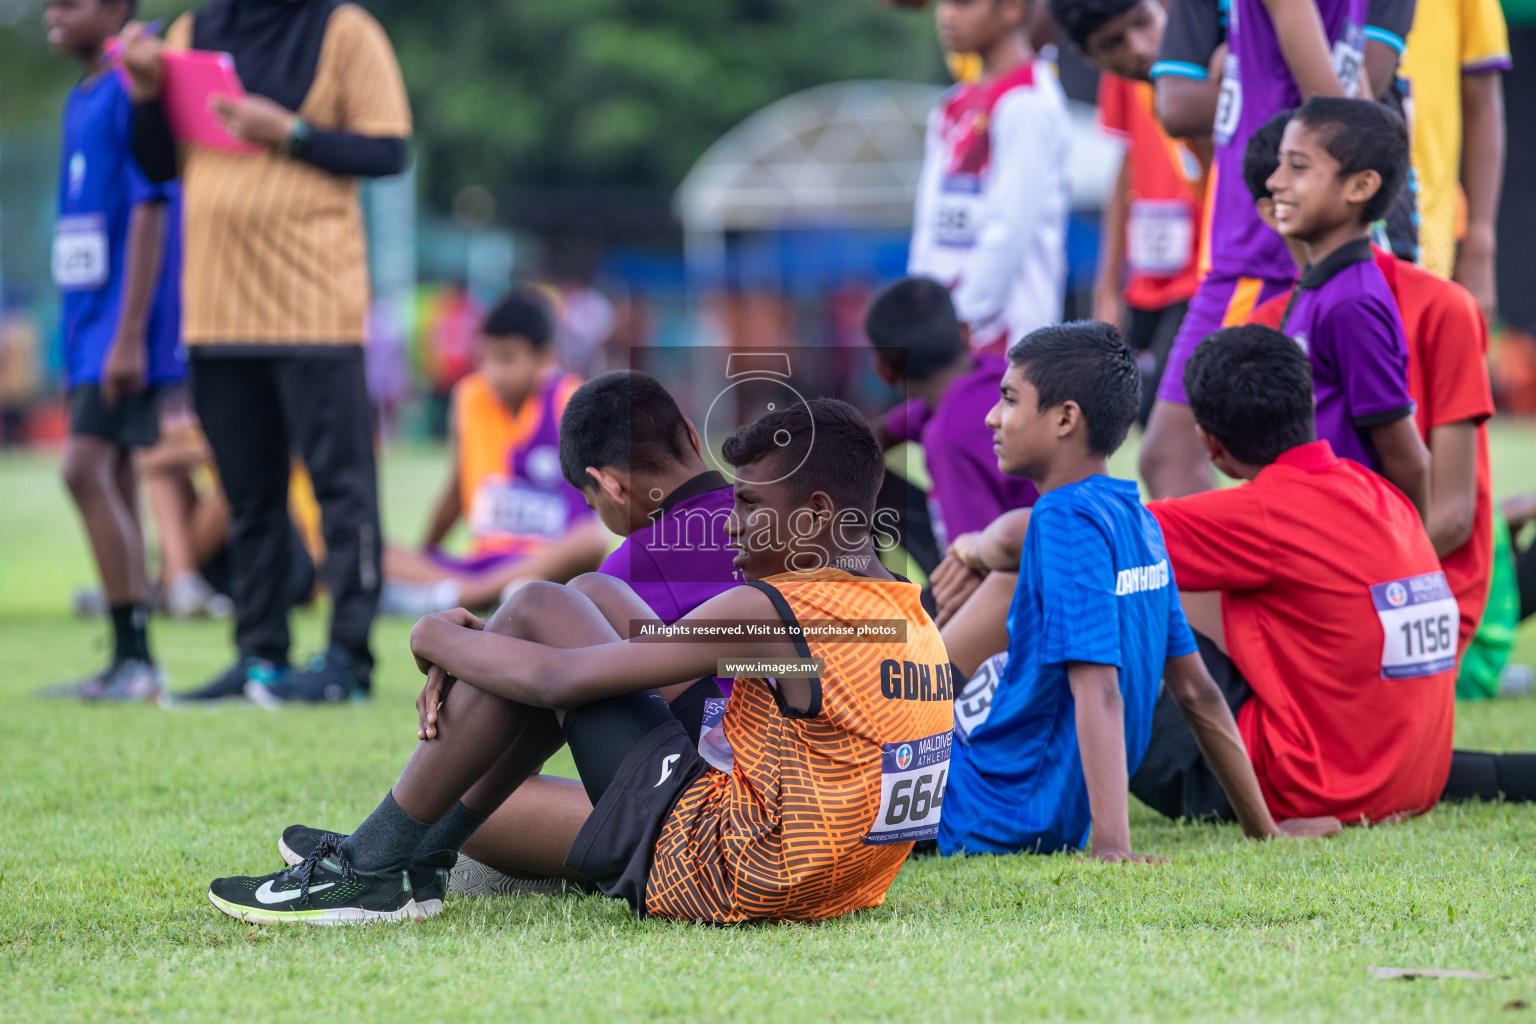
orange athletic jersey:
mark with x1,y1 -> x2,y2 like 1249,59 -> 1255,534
1249,251 -> 1496,653
646,569 -> 953,923
1097,73 -> 1206,311
452,370 -> 583,558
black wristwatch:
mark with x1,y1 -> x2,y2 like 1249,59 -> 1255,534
282,118 -> 312,159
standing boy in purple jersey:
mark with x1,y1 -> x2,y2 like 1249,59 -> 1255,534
867,277 -> 1039,624
1266,97 -> 1428,516
1139,0 -> 1366,500
275,370 -> 745,895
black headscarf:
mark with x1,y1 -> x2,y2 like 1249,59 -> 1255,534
191,0 -> 344,112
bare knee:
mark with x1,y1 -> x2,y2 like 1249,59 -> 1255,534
567,572 -> 626,602
483,580 -> 573,638
61,441 -> 111,502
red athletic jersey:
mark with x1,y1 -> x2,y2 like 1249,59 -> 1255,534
1377,254 -> 1495,653
1149,442 -> 1455,824
1097,72 -> 1204,311
1248,251 -> 1495,652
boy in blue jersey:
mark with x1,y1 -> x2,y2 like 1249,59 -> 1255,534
937,322 -> 1335,859
42,0 -> 183,701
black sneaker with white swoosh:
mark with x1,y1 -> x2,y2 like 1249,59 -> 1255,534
207,834 -> 443,925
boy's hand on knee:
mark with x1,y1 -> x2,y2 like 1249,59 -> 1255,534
1275,816 -> 1342,839
410,607 -> 486,675
947,532 -> 986,572
416,665 -> 456,741
931,555 -> 984,626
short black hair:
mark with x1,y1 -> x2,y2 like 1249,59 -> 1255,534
1291,96 -> 1410,224
558,370 -> 692,491
483,289 -> 554,349
864,276 -> 967,381
1242,108 -> 1294,202
1048,0 -> 1142,51
1006,321 -> 1140,456
1184,325 -> 1315,466
721,398 -> 885,518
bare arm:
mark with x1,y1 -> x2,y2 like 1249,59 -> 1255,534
1370,416 -> 1431,522
1261,0 -> 1347,99
951,508 -> 1032,574
101,200 -> 166,405
1455,71 -> 1505,323
409,584 -> 800,709
1161,652 -> 1279,839
1363,39 -> 1400,100
1093,151 -> 1133,330
1425,421 -> 1479,558
1156,75 -> 1222,139
1069,662 -> 1164,862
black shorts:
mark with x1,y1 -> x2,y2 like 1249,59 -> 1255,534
1129,632 -> 1249,823
562,677 -> 720,916
1126,302 -> 1189,428
67,384 -> 163,448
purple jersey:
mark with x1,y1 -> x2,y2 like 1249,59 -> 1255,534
598,472 -> 740,694
1210,0 -> 1368,280
1279,239 -> 1413,471
459,372 -> 592,556
891,355 -> 1038,545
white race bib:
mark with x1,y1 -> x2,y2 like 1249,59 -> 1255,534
1213,52 -> 1241,146
866,730 -> 951,845
53,214 -> 109,291
934,174 -> 982,248
1371,571 -> 1459,680
1127,199 -> 1195,276
1332,22 -> 1366,98
954,650 -> 1008,743
468,478 -> 570,539
697,696 -> 735,774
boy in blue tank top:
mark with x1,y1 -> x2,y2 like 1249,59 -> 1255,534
937,322 -> 1337,859
42,0 -> 182,702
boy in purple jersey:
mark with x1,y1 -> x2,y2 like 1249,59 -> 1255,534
273,370 -> 744,894
1139,0 -> 1365,501
41,0 -> 182,703
1268,97 -> 1428,516
868,278 -> 1039,581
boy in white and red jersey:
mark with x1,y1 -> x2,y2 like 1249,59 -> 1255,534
909,0 -> 1072,355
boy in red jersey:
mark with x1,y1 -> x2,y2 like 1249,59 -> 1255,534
1139,327 -> 1536,820
1241,109 -> 1495,656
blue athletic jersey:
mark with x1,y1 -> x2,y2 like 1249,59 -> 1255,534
55,71 -> 182,389
940,475 -> 1198,855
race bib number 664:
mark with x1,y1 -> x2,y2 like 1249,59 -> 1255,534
1371,571 -> 1458,680
865,731 -> 951,845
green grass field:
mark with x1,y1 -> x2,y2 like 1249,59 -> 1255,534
3,429 -> 1536,1022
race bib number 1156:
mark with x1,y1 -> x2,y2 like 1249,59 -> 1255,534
865,731 -> 951,845
1371,571 -> 1458,680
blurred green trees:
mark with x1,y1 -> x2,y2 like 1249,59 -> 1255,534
1,0 -> 944,212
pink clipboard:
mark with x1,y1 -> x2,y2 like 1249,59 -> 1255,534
160,50 -> 263,155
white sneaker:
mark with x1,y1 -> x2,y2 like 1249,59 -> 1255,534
166,574 -> 222,619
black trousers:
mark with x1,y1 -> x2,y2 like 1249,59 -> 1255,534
1129,632 -> 1246,823
1516,528 -> 1536,623
190,349 -> 381,668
